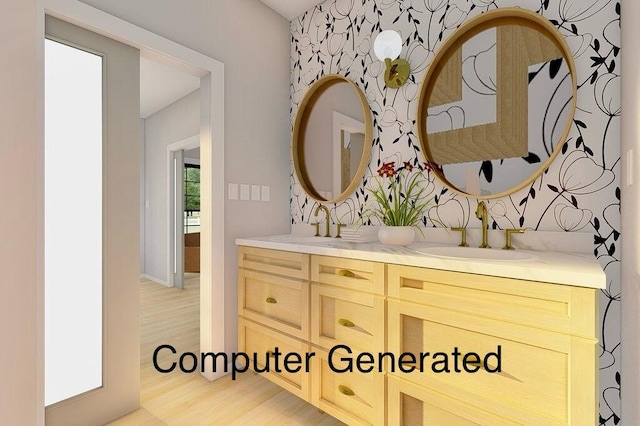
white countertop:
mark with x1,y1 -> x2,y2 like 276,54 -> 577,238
236,234 -> 606,289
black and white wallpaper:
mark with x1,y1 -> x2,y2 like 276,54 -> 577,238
290,0 -> 620,422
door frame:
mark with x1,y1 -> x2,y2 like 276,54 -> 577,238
44,0 -> 226,382
167,135 -> 199,289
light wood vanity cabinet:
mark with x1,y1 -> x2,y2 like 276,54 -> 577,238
237,246 -> 599,426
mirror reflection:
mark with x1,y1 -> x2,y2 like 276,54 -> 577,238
418,10 -> 576,198
294,75 -> 372,203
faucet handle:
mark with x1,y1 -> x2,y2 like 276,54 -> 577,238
336,223 -> 347,238
503,228 -> 524,250
312,222 -> 321,237
450,227 -> 469,247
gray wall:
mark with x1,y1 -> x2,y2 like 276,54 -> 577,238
143,89 -> 200,284
78,0 -> 292,352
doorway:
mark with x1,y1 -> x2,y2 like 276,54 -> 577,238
165,135 -> 200,289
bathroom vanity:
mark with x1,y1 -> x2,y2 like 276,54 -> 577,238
236,235 -> 605,425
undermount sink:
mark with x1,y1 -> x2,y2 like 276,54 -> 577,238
415,246 -> 538,261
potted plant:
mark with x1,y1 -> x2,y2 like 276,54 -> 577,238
363,161 -> 439,245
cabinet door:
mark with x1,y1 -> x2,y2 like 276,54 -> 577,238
388,264 -> 598,339
311,255 -> 385,295
239,246 -> 309,280
388,300 -> 597,425
311,349 -> 385,426
239,269 -> 309,339
388,375 -> 518,426
311,284 -> 385,353
238,319 -> 311,401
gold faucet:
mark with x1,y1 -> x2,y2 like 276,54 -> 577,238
314,205 -> 331,237
475,201 -> 490,248
503,229 -> 525,250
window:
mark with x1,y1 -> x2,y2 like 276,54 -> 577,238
184,163 -> 200,234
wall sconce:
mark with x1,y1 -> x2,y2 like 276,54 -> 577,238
373,30 -> 410,89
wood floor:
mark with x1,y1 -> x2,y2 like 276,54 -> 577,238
109,274 -> 343,425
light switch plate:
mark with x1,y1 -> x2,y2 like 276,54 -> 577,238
251,185 -> 261,201
228,183 -> 239,200
240,184 -> 250,201
261,185 -> 270,202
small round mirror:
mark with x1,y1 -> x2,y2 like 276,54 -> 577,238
293,74 -> 372,203
417,9 -> 577,198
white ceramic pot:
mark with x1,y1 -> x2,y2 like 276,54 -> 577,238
378,226 -> 416,246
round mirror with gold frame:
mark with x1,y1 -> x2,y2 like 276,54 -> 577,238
293,74 -> 373,203
417,8 -> 577,199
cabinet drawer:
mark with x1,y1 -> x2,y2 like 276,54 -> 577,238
311,284 -> 384,354
239,246 -> 309,280
388,300 -> 597,425
311,255 -> 385,295
388,375 -> 517,426
312,349 -> 385,425
238,318 -> 311,401
388,264 -> 597,338
238,269 -> 309,339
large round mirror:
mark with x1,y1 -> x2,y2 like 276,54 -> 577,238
417,8 -> 577,198
293,74 -> 372,203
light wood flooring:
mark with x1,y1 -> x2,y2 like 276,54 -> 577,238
109,274 -> 343,426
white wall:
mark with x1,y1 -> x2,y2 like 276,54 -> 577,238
621,1 -> 639,421
143,89 -> 200,284
0,0 -> 44,424
139,119 -> 145,275
78,0 -> 292,352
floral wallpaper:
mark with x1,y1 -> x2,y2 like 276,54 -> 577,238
290,0 -> 620,423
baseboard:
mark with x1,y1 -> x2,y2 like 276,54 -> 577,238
142,274 -> 170,287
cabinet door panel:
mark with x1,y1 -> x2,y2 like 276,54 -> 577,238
239,269 -> 309,339
388,300 -> 597,425
388,375 -> 518,426
388,265 -> 597,339
311,284 -> 385,353
239,246 -> 309,279
311,350 -> 385,425
238,318 -> 311,400
312,255 -> 385,295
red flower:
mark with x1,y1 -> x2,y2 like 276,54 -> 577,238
402,161 -> 413,171
377,162 -> 396,178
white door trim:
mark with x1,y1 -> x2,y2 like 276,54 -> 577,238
44,0 -> 226,382
167,135 -> 199,289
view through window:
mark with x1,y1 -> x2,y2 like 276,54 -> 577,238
184,163 -> 200,234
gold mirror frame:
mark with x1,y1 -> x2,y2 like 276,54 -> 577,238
292,74 -> 373,203
416,8 -> 578,199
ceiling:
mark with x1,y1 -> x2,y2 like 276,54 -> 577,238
139,0 -> 325,119
140,57 -> 200,119
259,0 -> 324,21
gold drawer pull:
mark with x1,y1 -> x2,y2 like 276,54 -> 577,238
338,318 -> 355,328
265,297 -> 277,304
338,385 -> 355,396
337,269 -> 355,278
465,360 -> 488,371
